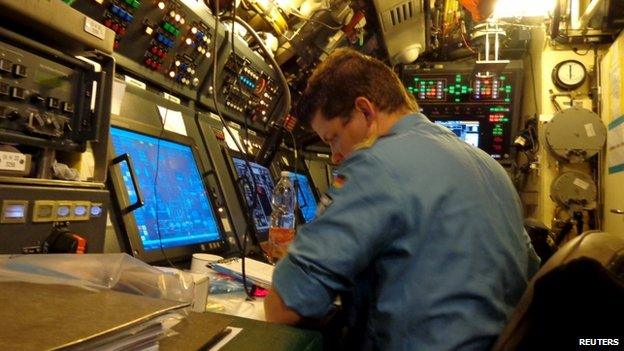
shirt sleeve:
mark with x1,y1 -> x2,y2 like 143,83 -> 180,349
272,151 -> 407,318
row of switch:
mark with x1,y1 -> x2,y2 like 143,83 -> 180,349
0,59 -> 27,78
0,83 -> 74,113
0,199 -> 104,224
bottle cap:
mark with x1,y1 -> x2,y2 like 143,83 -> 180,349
280,171 -> 290,177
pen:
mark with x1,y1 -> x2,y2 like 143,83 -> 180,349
197,327 -> 233,351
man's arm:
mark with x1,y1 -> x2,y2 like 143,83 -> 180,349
264,287 -> 302,325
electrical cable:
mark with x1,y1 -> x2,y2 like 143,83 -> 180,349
208,0 -> 257,299
154,77 -> 181,269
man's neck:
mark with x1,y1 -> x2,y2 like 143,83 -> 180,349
376,108 -> 414,136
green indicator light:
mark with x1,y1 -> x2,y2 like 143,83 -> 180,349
455,98 -> 460,102
443,88 -> 448,92
505,98 -> 510,102
500,76 -> 506,81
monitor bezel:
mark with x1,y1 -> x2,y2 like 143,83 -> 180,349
109,125 -> 228,265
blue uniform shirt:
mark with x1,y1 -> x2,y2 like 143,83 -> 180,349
272,113 -> 539,350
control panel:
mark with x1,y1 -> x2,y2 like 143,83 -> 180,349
199,34 -> 283,129
71,0 -> 222,99
220,54 -> 280,123
0,39 -> 103,151
0,185 -> 109,254
401,61 -> 523,164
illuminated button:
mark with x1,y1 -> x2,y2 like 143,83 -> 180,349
191,27 -> 197,34
74,205 -> 87,217
57,205 -> 70,218
158,1 -> 165,9
179,18 -> 185,24
90,205 -> 103,217
185,38 -> 193,45
169,10 -> 175,17
145,26 -> 154,35
169,71 -> 176,78
1,201 -> 27,223
175,14 -> 181,22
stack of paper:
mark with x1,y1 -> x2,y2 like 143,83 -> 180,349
0,281 -> 189,351
209,258 -> 275,289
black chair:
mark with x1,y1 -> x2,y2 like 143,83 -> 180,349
492,231 -> 624,351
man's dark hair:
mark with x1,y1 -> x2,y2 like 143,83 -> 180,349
296,48 -> 418,125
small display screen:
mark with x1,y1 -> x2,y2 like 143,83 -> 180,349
110,127 -> 222,251
286,171 -> 317,223
231,156 -> 275,233
3,204 -> 25,219
435,120 -> 480,147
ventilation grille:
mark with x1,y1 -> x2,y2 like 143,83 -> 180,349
388,1 -> 414,27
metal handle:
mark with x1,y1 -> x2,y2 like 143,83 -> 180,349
610,209 -> 624,215
111,153 -> 144,214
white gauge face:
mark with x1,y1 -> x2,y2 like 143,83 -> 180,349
557,61 -> 586,86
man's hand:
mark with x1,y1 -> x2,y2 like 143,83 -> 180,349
264,287 -> 302,325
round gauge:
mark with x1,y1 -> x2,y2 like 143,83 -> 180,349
552,60 -> 587,91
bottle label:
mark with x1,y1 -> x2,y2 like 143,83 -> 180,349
267,227 -> 295,260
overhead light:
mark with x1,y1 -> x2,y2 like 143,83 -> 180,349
491,0 -> 556,18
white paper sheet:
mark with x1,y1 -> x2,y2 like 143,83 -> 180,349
157,106 -> 188,136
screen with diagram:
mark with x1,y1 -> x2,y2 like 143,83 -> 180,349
231,156 -> 275,234
287,171 -> 317,223
434,120 -> 480,147
110,127 -> 222,251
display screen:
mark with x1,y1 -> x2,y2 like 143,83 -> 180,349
287,171 -> 317,223
110,127 -> 221,251
231,156 -> 275,233
435,120 -> 480,147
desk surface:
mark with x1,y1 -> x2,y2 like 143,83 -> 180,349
162,311 -> 323,351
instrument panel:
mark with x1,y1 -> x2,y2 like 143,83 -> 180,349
401,61 -> 523,164
71,0 -> 224,100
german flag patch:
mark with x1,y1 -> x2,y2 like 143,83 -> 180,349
332,173 -> 347,189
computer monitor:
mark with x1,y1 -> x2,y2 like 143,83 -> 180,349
110,126 -> 224,263
286,171 -> 317,223
434,120 -> 480,147
229,154 -> 275,241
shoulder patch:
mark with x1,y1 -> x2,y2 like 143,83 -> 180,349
332,173 -> 347,189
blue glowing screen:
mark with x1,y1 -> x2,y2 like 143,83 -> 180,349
231,156 -> 275,233
287,171 -> 317,223
110,127 -> 221,251
435,120 -> 480,147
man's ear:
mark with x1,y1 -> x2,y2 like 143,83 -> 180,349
354,96 -> 375,122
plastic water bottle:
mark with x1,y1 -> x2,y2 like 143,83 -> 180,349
268,171 -> 296,260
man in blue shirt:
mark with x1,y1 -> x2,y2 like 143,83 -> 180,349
264,48 -> 539,350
